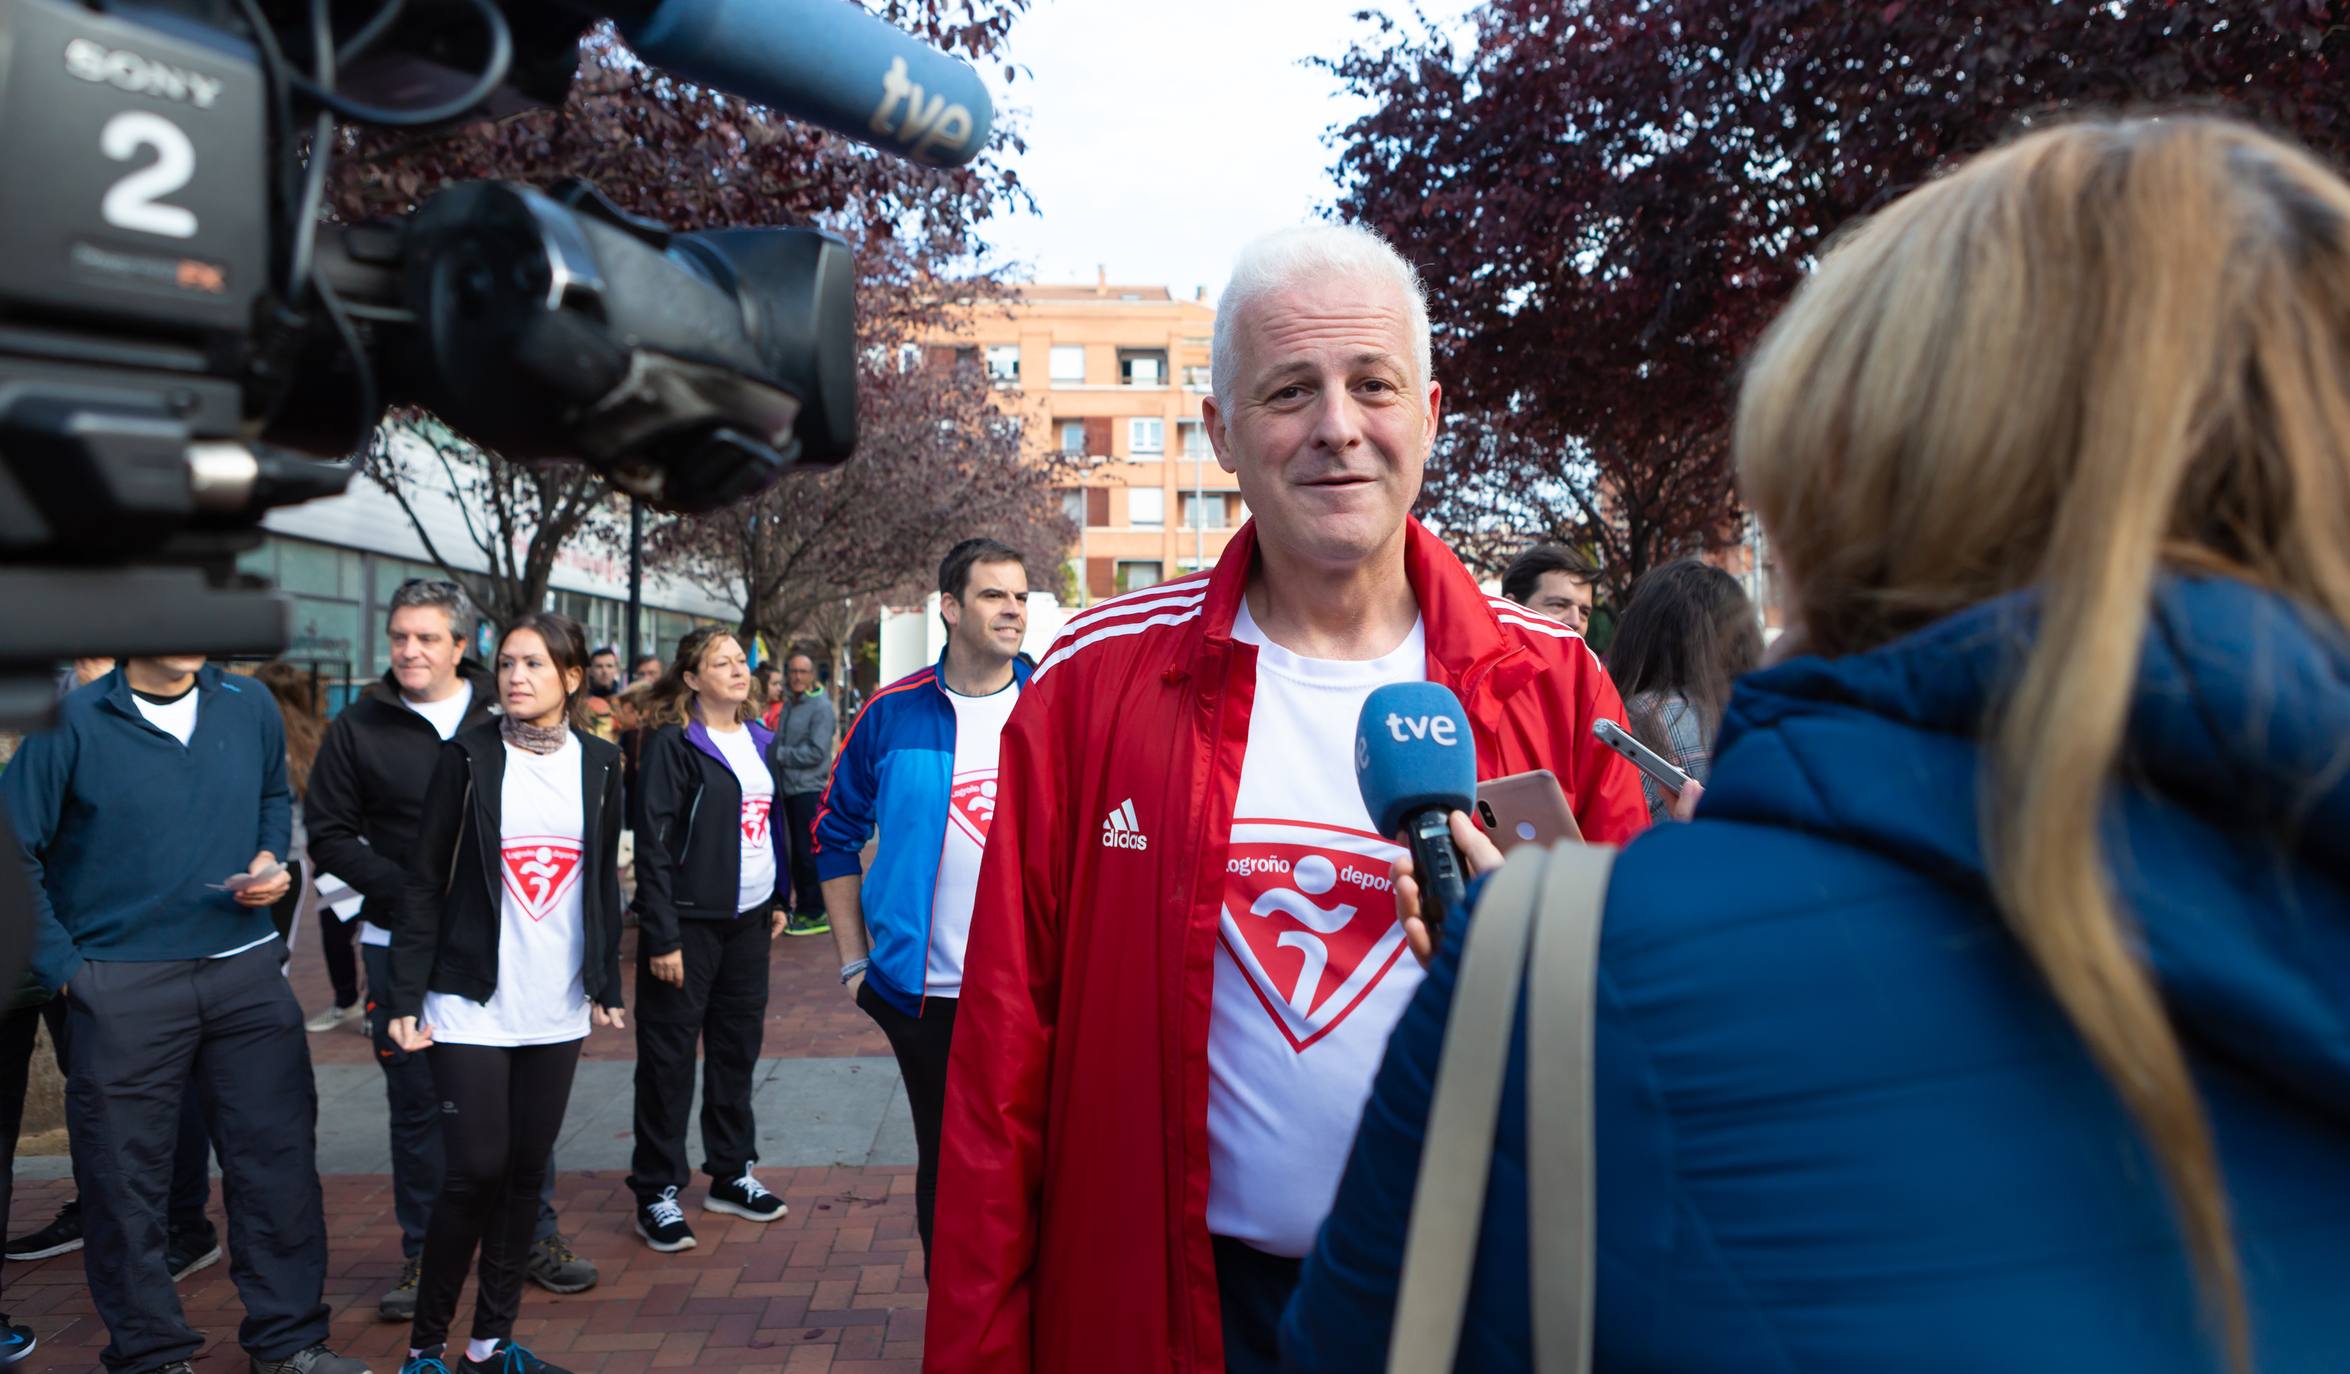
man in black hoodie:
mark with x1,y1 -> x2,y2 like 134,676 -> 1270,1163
306,581 -> 598,1321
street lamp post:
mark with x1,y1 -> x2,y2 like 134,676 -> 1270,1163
626,498 -> 644,670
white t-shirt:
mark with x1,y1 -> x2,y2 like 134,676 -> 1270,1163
422,736 -> 591,1047
708,722 -> 778,912
1206,600 -> 1428,1257
356,681 -> 476,949
405,681 -> 474,740
133,686 -> 200,744
925,679 -> 1020,999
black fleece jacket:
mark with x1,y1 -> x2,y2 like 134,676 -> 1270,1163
306,662 -> 498,909
389,721 -> 626,1017
632,722 -> 782,955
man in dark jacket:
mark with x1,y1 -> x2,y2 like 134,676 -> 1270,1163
305,580 -> 597,1320
767,651 -> 836,936
2,657 -> 366,1374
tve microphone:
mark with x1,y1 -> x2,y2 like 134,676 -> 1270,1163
619,0 -> 996,167
1356,683 -> 1478,935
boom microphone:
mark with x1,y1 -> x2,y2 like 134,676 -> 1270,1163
1355,683 -> 1478,935
618,0 -> 996,167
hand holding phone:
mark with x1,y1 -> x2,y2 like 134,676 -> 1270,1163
209,861 -> 287,894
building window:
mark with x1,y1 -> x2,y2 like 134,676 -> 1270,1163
985,344 -> 1020,383
1116,560 -> 1164,594
1120,350 -> 1168,387
1061,488 -> 1086,525
1050,345 -> 1086,383
1058,419 -> 1085,456
1180,421 -> 1212,458
1182,491 -> 1227,529
1183,364 -> 1212,390
1129,417 -> 1165,454
1130,488 -> 1165,527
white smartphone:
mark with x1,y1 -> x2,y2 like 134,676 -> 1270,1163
1592,718 -> 1693,794
209,861 -> 287,894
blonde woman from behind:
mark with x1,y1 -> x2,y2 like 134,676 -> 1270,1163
1283,114 -> 2350,1373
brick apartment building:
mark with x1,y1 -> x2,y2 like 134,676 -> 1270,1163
930,274 -> 1239,606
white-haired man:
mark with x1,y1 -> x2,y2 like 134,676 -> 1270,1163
927,224 -> 1650,1373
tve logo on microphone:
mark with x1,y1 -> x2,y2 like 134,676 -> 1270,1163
1355,683 -> 1478,839
1381,711 -> 1460,747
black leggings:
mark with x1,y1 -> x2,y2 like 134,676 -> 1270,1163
856,983 -> 955,1271
411,1039 -> 582,1351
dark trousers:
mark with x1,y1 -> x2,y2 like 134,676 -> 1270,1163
0,998 -> 68,1279
412,1039 -> 582,1350
856,983 -> 954,1270
362,945 -> 559,1257
629,904 -> 773,1198
65,944 -> 330,1372
1212,1234 -> 1303,1374
314,896 -> 359,1009
782,792 -> 824,916
2,999 -> 214,1246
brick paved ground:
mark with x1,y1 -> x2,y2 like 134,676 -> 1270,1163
4,1167 -> 927,1373
9,906 -> 929,1370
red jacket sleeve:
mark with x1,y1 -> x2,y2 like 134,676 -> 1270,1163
1566,647 -> 1651,846
926,681 -> 1065,1372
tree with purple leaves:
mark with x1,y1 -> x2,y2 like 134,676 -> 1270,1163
1323,0 -> 2350,598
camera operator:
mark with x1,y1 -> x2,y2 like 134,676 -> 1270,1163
1,656 -> 363,1374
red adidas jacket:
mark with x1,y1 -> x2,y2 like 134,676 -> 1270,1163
926,518 -> 1648,1373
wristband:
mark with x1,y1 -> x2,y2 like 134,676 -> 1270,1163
840,958 -> 870,985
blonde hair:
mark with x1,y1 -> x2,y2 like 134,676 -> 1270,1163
1737,115 -> 2350,1371
646,627 -> 755,731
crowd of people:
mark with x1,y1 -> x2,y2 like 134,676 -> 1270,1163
5,110 -> 2349,1374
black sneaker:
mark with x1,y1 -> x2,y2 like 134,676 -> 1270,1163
248,1344 -> 370,1374
398,1347 -> 451,1374
523,1231 -> 597,1294
0,1315 -> 34,1367
3,1199 -> 80,1261
168,1226 -> 222,1282
703,1170 -> 786,1223
379,1254 -> 421,1322
631,1186 -> 695,1252
458,1341 -> 572,1374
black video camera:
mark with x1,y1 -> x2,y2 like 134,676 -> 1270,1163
0,0 -> 995,726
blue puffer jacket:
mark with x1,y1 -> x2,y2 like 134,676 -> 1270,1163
1282,577 -> 2350,1372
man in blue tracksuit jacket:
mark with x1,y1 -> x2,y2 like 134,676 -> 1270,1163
2,658 -> 365,1374
813,537 -> 1033,1273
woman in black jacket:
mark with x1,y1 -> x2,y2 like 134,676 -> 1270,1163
386,613 -> 625,1374
626,627 -> 790,1253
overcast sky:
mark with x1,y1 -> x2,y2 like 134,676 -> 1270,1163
976,0 -> 1464,301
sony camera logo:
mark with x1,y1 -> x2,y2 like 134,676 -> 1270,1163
64,37 -> 224,111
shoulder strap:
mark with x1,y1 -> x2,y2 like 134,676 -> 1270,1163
1526,843 -> 1614,1374
1384,842 -> 1614,1374
1386,849 -> 1547,1374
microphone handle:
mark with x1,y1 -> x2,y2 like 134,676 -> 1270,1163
1404,807 -> 1469,935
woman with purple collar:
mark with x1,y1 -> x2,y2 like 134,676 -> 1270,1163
625,628 -> 790,1252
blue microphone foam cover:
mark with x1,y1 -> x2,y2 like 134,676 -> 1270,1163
1355,682 -> 1478,837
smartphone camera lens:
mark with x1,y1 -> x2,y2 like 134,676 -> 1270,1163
1477,800 -> 1498,829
